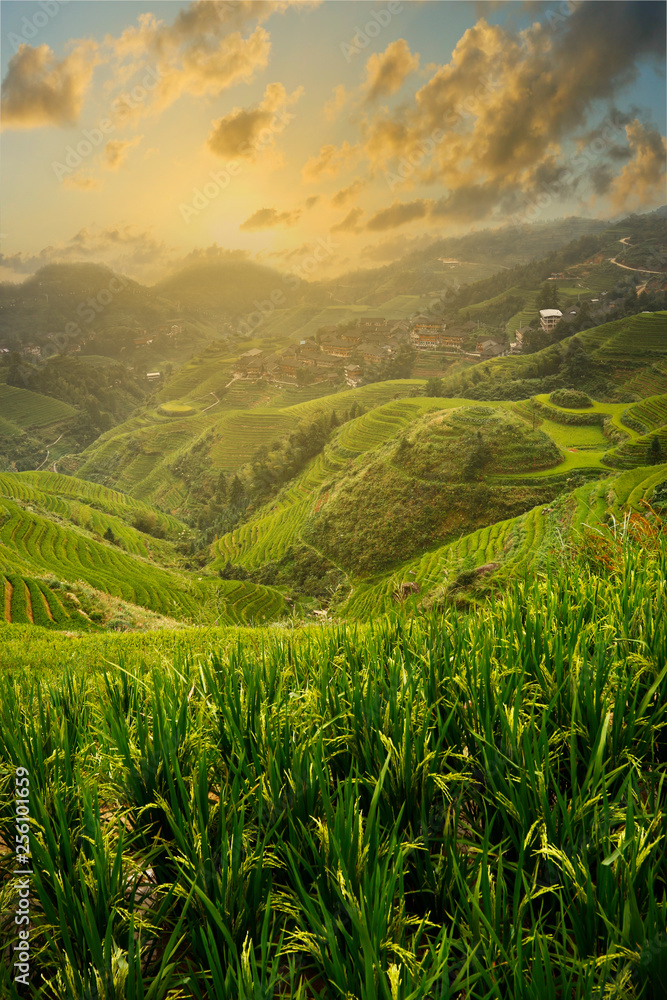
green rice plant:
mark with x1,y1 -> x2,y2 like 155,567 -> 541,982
26,785 -> 189,1000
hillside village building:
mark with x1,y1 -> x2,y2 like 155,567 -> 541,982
476,339 -> 504,357
540,309 -> 563,332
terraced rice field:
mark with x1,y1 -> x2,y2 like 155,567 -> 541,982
2,573 -> 91,629
344,464 -> 666,619
594,311 -> 667,357
0,384 -> 77,428
208,410 -> 298,468
0,472 -> 287,628
622,393 -> 667,433
622,360 -> 667,398
604,426 -> 667,469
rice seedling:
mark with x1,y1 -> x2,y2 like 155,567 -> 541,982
0,506 -> 665,998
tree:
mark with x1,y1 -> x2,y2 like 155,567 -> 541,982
522,328 -> 551,355
229,475 -> 245,508
462,430 -> 491,481
424,377 -> 444,397
536,281 -> 559,311
564,338 -> 590,379
649,435 -> 663,465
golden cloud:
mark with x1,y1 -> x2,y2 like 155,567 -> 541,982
366,199 -> 431,231
609,120 -> 667,212
108,1 -> 313,119
1,41 -> 99,128
331,207 -> 364,233
62,172 -> 103,191
331,178 -> 368,208
356,2 -> 666,225
363,39 -> 419,103
104,136 -> 143,170
324,83 -> 349,121
239,207 -> 302,230
301,141 -> 358,182
207,81 -> 302,159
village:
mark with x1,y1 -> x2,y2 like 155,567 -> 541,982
228,313 -> 513,390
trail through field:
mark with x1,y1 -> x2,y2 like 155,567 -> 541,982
35,432 -> 65,471
201,392 -> 220,412
609,237 -> 663,274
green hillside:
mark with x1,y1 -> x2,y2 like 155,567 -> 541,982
0,384 -> 78,429
0,472 -> 286,629
439,311 -> 667,402
210,386 -> 654,602
1,503 -> 665,998
344,463 -> 667,618
72,377 -> 427,514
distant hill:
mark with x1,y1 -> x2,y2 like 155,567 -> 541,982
0,471 -> 286,629
322,216 -> 611,305
154,257 -> 314,317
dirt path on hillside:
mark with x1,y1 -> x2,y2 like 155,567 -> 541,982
35,432 -> 65,471
201,392 -> 220,412
609,237 -> 663,275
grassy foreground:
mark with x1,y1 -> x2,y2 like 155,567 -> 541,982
0,512 -> 666,999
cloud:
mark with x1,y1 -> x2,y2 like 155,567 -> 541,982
324,83 -> 348,121
331,207 -> 364,233
1,41 -> 99,128
302,141 -> 357,182
354,2 -> 666,225
366,199 -> 431,231
239,207 -> 301,230
104,136 -> 143,170
0,225 -> 177,283
0,1 -> 312,131
304,195 -> 320,209
609,120 -> 667,212
363,39 -> 419,103
62,172 -> 103,191
331,178 -> 368,208
109,1 -> 310,120
207,81 -> 302,159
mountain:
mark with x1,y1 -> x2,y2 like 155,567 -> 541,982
153,257 -> 313,316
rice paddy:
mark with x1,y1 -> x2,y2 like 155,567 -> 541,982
1,512 -> 665,999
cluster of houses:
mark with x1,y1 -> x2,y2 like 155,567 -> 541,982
231,313 -> 513,389
232,316 -> 410,388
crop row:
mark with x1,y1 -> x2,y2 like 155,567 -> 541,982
1,574 -> 78,628
622,393 -> 667,433
597,312 -> 667,356
0,384 -> 78,429
604,427 -> 667,469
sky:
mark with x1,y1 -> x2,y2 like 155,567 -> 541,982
0,0 -> 665,284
